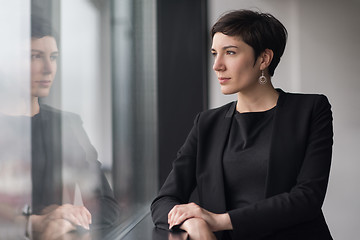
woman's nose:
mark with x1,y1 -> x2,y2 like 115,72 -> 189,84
43,58 -> 53,74
213,56 -> 225,72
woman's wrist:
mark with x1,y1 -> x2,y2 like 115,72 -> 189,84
211,213 -> 233,232
180,218 -> 215,239
29,214 -> 44,233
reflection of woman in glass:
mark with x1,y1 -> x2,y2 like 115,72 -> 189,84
28,16 -> 119,239
152,10 -> 333,240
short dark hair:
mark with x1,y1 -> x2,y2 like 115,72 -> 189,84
31,14 -> 57,40
211,10 -> 287,76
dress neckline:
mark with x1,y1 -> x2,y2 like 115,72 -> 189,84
235,105 -> 277,115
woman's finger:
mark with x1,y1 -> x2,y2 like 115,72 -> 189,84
83,206 -> 92,224
170,209 -> 192,229
78,206 -> 90,229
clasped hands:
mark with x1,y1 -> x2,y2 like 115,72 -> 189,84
168,202 -> 232,240
30,204 -> 91,240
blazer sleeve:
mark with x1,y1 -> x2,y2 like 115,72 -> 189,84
67,113 -> 121,230
227,95 -> 333,238
151,113 -> 200,230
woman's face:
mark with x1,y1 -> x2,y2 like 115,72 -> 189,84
211,32 -> 261,95
31,36 -> 58,98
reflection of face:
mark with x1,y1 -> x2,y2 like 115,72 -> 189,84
211,33 -> 261,95
31,36 -> 58,98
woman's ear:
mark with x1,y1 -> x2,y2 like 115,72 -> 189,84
259,49 -> 274,70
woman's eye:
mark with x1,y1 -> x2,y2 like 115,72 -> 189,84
211,52 -> 217,57
226,51 -> 236,55
50,55 -> 58,61
31,54 -> 42,60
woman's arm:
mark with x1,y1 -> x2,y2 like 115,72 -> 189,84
66,113 -> 121,229
151,114 -> 201,230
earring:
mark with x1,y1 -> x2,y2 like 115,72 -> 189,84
258,70 -> 267,85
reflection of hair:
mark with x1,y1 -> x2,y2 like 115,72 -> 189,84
211,10 -> 287,76
31,15 -> 57,40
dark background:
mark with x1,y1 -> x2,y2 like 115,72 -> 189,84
157,0 -> 209,187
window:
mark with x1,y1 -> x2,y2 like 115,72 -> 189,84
0,0 -> 157,238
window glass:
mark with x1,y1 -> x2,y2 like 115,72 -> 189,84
111,0 -> 158,226
0,0 -> 157,238
0,1 -> 32,238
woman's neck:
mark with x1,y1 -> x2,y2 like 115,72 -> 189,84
236,84 -> 279,113
31,97 -> 40,116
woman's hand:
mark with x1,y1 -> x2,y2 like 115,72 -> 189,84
32,218 -> 76,240
168,202 -> 232,232
180,217 -> 216,240
31,204 -> 92,239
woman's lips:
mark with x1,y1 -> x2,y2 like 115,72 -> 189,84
218,77 -> 230,84
38,80 -> 52,87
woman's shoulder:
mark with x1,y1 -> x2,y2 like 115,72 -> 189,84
202,101 -> 235,115
39,104 -> 82,124
196,101 -> 236,125
283,90 -> 328,99
278,89 -> 331,108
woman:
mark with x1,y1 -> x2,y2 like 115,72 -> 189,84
151,10 -> 333,240
26,16 -> 120,239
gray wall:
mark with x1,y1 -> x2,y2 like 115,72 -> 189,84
208,0 -> 360,238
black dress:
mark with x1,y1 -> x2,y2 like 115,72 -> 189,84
223,107 -> 276,211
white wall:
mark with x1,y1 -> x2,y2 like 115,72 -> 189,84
208,0 -> 360,238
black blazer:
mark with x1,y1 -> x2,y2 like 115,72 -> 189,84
33,104 -> 120,229
151,89 -> 333,240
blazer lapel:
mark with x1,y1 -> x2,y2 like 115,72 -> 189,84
200,102 -> 236,214
207,103 -> 235,240
265,89 -> 303,197
39,106 -> 64,204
